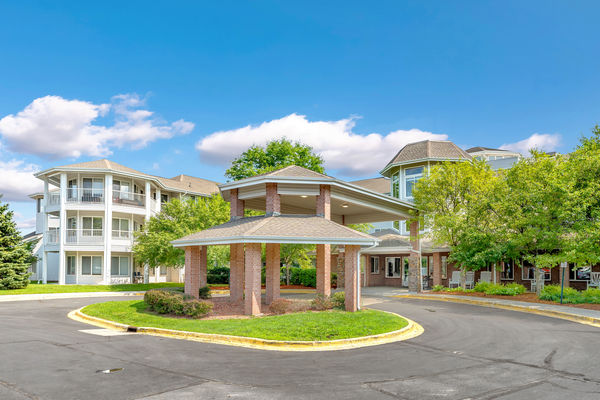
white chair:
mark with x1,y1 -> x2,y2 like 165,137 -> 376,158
448,271 -> 461,288
465,271 -> 475,289
588,272 -> 600,290
531,277 -> 544,292
479,271 -> 492,284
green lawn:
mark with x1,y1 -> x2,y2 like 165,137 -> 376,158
82,300 -> 407,341
0,282 -> 184,295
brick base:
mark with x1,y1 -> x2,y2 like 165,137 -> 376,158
244,243 -> 262,315
316,244 -> 331,297
265,243 -> 280,304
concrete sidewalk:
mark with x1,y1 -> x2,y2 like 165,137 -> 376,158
395,292 -> 600,324
0,291 -> 145,302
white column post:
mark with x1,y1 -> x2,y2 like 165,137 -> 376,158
58,173 -> 67,284
104,174 -> 113,284
156,188 -> 161,213
42,178 -> 49,284
144,181 -> 152,283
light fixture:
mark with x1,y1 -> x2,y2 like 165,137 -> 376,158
300,195 -> 308,198
341,203 -> 349,208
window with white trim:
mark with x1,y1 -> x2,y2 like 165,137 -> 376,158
81,256 -> 102,276
82,217 -> 102,237
160,265 -> 167,275
112,218 -> 130,238
111,256 -> 130,276
522,264 -> 551,281
386,257 -> 402,278
404,167 -> 423,199
441,256 -> 448,279
391,172 -> 400,198
421,257 -> 428,278
67,255 -> 76,275
569,264 -> 591,281
501,260 -> 514,280
370,256 -> 379,274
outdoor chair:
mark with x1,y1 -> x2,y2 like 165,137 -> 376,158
531,277 -> 544,292
588,272 -> 600,290
479,271 -> 492,284
465,271 -> 475,289
448,271 -> 461,288
133,271 -> 143,283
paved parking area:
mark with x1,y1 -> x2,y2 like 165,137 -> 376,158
0,294 -> 599,399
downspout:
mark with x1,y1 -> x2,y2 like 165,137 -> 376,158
358,241 -> 379,310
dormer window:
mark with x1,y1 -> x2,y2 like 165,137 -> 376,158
404,167 -> 423,199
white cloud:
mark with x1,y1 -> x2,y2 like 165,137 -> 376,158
196,113 -> 447,176
13,212 -> 36,232
500,133 -> 562,155
0,160 -> 43,202
0,94 -> 194,159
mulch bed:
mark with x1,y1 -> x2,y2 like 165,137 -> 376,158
426,291 -> 600,311
208,285 -> 315,291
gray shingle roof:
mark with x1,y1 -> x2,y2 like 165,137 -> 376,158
465,146 -> 508,153
350,177 -> 390,194
383,140 -> 472,171
250,165 -> 333,180
172,214 -> 378,246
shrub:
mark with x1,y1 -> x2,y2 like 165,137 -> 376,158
539,285 -> 600,304
299,268 -> 317,287
207,266 -> 230,284
431,285 -> 444,292
473,281 -> 492,293
311,294 -> 334,311
144,289 -> 212,318
269,299 -> 292,314
198,286 -> 211,299
331,273 -> 337,288
484,283 -> 526,296
332,291 -> 345,309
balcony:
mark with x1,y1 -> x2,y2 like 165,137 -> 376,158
66,229 -> 104,244
112,229 -> 133,240
48,193 -> 61,206
46,230 -> 59,244
112,191 -> 145,208
66,188 -> 104,204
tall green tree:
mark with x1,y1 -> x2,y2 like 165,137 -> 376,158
0,197 -> 34,289
225,138 -> 325,181
133,195 -> 230,269
412,160 -> 504,287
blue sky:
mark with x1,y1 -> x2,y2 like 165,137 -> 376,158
1,1 -> 599,231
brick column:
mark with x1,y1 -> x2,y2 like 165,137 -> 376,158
265,183 -> 280,215
199,245 -> 208,288
316,244 -> 331,296
184,247 -> 200,299
229,243 -> 244,303
432,252 -> 442,287
230,189 -> 244,219
337,250 -> 345,288
408,220 -> 422,292
244,243 -> 262,315
344,245 -> 359,312
316,185 -> 331,219
265,243 -> 280,304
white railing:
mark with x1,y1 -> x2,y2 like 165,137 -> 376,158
48,193 -> 60,206
112,191 -> 145,208
112,230 -> 133,240
46,230 -> 59,244
66,229 -> 104,244
66,188 -> 105,204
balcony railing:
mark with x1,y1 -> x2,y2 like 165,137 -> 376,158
48,193 -> 60,206
112,230 -> 133,240
66,188 -> 104,204
46,230 -> 59,244
112,191 -> 145,208
66,229 -> 104,244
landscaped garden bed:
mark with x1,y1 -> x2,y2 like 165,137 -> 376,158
81,295 -> 407,341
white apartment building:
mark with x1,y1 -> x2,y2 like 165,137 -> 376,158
28,159 -> 219,285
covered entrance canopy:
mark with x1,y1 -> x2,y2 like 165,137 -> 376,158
171,165 -> 421,315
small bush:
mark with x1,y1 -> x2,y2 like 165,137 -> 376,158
539,285 -> 600,304
473,281 -> 492,293
299,268 -> 317,287
485,283 -> 526,296
332,291 -> 345,309
311,294 -> 334,311
331,273 -> 338,288
144,289 -> 212,318
198,286 -> 211,299
431,285 -> 444,292
207,266 -> 229,284
269,299 -> 292,314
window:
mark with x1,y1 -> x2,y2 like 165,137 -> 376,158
404,167 -> 423,199
82,217 -> 102,236
421,257 -> 428,278
370,257 -> 380,274
391,173 -> 400,198
111,256 -> 130,276
386,257 -> 402,278
428,256 -> 434,275
112,218 -> 130,238
161,194 -> 169,203
81,256 -> 102,275
441,256 -> 448,279
403,257 -> 410,284
569,264 -> 591,281
501,260 -> 514,280
113,180 -> 132,200
67,256 -> 76,275
160,266 -> 167,275
522,264 -> 551,281
82,178 -> 103,201
68,179 -> 78,200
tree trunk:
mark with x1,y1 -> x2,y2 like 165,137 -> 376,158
536,267 -> 544,297
460,267 -> 466,290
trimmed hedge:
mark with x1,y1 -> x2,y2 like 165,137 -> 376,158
539,284 -> 600,304
281,267 -> 317,287
473,282 -> 526,296
207,266 -> 229,284
144,289 -> 213,318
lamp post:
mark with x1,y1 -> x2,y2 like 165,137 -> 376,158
560,262 -> 567,304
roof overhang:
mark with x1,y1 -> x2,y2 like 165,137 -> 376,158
379,157 -> 471,177
172,235 -> 378,247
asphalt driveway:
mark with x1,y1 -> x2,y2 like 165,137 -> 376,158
0,294 -> 598,399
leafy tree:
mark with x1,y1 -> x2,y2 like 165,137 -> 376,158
133,196 -> 230,270
0,197 -> 35,289
412,159 -> 503,287
225,138 -> 325,181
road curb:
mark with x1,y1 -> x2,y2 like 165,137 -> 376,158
69,307 -> 423,351
397,294 -> 600,328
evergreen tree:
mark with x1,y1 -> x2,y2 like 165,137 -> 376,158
0,197 -> 34,289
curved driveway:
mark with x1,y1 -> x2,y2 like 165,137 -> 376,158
1,295 -> 599,399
